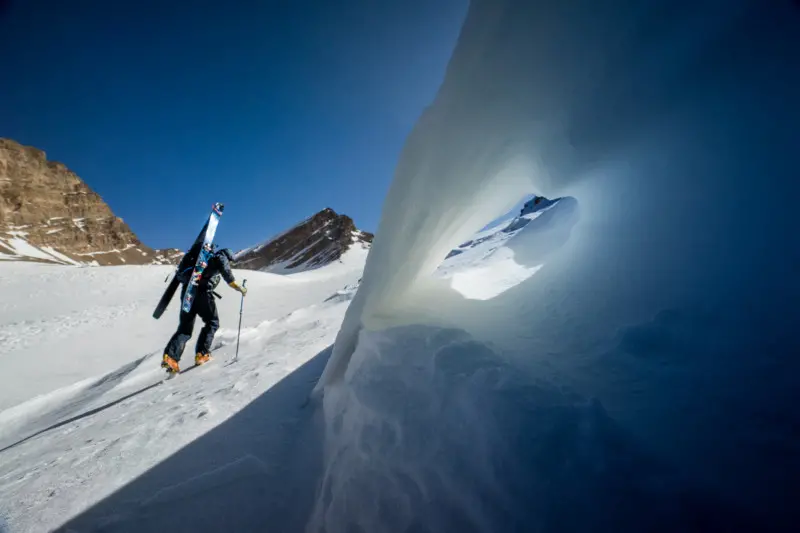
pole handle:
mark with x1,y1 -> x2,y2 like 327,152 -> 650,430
238,279 -> 247,315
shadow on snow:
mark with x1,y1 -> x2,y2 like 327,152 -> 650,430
57,347 -> 332,533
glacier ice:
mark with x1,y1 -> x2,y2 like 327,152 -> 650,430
312,0 -> 800,531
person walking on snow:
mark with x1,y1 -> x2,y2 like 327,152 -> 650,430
162,247 -> 247,373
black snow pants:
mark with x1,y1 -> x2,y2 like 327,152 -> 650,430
164,285 -> 219,361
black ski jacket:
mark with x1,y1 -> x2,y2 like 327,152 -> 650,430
199,251 -> 236,290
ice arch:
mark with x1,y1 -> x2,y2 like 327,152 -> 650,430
315,0 -> 800,392
309,1 -> 800,530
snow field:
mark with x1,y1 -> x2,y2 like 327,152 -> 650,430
0,260 -> 362,532
0,258 -> 363,412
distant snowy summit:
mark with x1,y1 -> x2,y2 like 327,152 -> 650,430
0,138 -> 179,266
446,195 -> 565,260
519,195 -> 556,216
235,207 -> 373,274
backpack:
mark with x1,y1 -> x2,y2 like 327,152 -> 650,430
204,265 -> 222,290
176,247 -> 231,289
201,249 -> 232,289
175,246 -> 218,286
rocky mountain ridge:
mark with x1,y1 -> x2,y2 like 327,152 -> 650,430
0,138 -> 176,266
234,208 -> 373,273
1,138 -> 371,271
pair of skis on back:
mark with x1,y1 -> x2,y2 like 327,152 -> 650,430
153,202 -> 224,320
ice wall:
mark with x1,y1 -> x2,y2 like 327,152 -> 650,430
316,0 -> 799,391
312,0 -> 800,530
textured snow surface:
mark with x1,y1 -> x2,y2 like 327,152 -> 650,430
0,256 -> 367,532
0,258 -> 363,412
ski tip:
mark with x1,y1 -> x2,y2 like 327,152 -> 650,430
213,203 -> 225,214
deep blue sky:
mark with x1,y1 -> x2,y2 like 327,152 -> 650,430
0,0 -> 467,251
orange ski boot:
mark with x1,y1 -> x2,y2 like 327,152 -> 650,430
161,354 -> 180,374
195,352 -> 211,366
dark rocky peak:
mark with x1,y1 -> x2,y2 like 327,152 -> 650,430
235,208 -> 373,273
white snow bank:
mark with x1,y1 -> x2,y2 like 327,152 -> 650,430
314,0 -> 800,530
448,251 -> 542,300
0,237 -> 81,266
309,325 -> 754,533
41,246 -> 80,266
2,237 -> 58,262
278,244 -> 371,280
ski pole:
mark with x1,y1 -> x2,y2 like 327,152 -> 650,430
234,279 -> 247,363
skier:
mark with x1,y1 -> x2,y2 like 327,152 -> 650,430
161,247 -> 247,373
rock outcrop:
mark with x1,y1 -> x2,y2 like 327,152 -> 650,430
0,138 -> 168,265
235,208 -> 372,273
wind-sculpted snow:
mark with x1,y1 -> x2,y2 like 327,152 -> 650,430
309,325 -> 758,533
0,277 -> 359,533
314,0 -> 800,531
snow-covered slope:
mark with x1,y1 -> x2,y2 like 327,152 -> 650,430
0,246 -> 373,532
1,213 -> 554,533
0,232 -> 180,266
0,234 -> 82,265
0,256 -> 364,413
0,284 -> 350,533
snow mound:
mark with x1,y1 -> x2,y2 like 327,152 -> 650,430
309,325 -> 753,533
